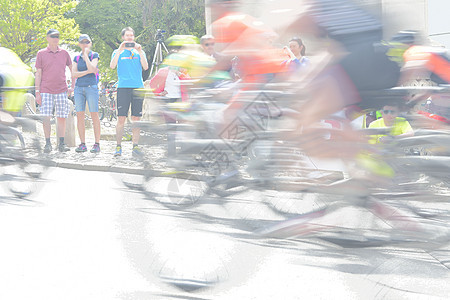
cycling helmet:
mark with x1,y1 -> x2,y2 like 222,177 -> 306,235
166,35 -> 199,47
390,30 -> 419,45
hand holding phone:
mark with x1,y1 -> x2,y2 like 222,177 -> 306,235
283,46 -> 295,59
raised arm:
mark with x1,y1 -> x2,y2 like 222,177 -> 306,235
35,68 -> 42,105
110,42 -> 126,69
83,48 -> 99,72
72,60 -> 94,78
135,43 -> 148,70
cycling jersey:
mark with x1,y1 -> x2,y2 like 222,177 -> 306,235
0,47 -> 34,112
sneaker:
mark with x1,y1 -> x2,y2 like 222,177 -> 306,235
114,145 -> 122,157
90,143 -> 100,153
58,143 -> 70,152
43,143 -> 52,153
132,145 -> 144,158
75,143 -> 87,153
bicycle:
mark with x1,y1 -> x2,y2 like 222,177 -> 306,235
99,85 -> 117,122
247,124 -> 450,249
121,85 -> 337,209
0,110 -> 52,199
121,81 -> 450,251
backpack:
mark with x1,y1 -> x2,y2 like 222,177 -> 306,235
75,52 -> 99,83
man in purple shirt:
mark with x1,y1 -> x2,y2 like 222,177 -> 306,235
35,29 -> 74,153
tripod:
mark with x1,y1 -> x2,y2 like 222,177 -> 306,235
149,29 -> 169,78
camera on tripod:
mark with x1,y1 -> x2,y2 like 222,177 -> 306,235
155,29 -> 166,42
149,29 -> 169,78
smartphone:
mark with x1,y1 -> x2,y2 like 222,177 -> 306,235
125,42 -> 135,48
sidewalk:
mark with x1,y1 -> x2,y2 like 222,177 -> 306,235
24,122 -> 172,177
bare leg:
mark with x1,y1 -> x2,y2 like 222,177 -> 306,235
131,115 -> 141,145
90,112 -> 101,143
43,116 -> 51,138
297,75 -> 347,128
57,117 -> 66,138
116,116 -> 127,145
76,111 -> 86,143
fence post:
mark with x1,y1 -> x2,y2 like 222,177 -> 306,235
57,100 -> 76,147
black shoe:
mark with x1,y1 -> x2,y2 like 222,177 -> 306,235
58,143 -> 70,152
44,143 -> 52,153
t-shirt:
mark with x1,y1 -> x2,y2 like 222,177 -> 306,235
111,49 -> 143,88
368,117 -> 413,144
35,46 -> 72,94
73,51 -> 99,87
283,56 -> 310,73
164,70 -> 181,99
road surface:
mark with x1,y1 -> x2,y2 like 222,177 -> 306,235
0,167 -> 449,299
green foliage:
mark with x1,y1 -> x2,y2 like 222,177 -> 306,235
143,0 -> 206,58
73,0 -> 206,83
0,0 -> 80,63
71,0 -> 144,83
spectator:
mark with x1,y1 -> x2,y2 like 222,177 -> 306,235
283,37 -> 310,72
368,104 -> 414,144
110,27 -> 149,157
35,29 -> 74,153
200,35 -> 217,58
72,34 -> 101,153
200,34 -> 238,81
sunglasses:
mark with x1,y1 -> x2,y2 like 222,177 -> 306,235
49,35 -> 60,39
80,40 -> 91,44
204,43 -> 215,47
382,110 -> 398,115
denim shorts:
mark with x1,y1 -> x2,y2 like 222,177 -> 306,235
74,85 -> 99,113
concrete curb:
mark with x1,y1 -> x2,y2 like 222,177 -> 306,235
54,161 -> 198,180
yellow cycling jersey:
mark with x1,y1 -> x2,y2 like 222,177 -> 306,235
0,47 -> 34,112
368,117 -> 413,144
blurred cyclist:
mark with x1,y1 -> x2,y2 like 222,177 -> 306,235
288,0 -> 402,128
0,47 -> 34,113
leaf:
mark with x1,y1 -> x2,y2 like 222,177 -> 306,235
0,0 -> 80,62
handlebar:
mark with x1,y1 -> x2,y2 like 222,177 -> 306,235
0,86 -> 35,92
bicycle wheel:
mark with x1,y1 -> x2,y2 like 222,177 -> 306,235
121,172 -> 210,210
99,105 -> 105,121
107,99 -> 117,122
111,109 -> 117,121
108,109 -> 114,122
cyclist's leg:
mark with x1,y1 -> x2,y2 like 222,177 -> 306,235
297,65 -> 360,129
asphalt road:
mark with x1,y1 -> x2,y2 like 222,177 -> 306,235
0,167 -> 449,300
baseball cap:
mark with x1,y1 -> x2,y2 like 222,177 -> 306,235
78,34 -> 91,43
47,29 -> 60,36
